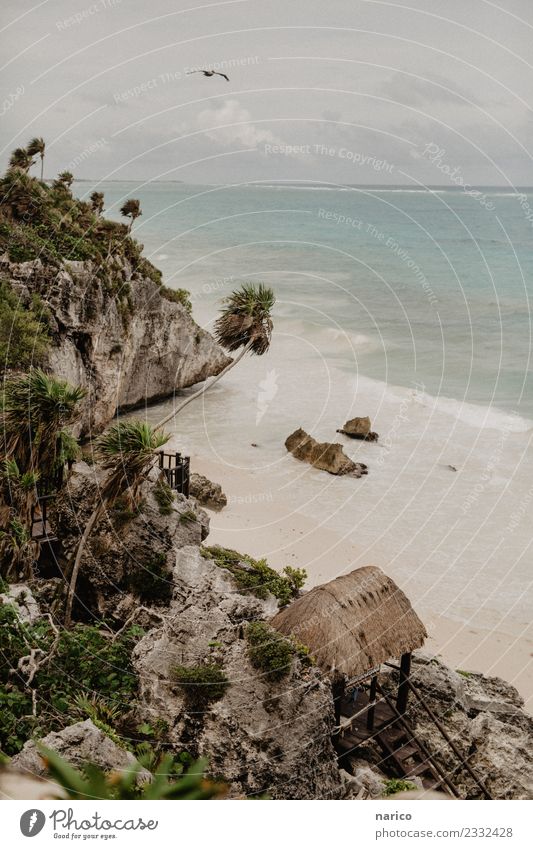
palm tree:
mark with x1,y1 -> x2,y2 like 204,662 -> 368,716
9,147 -> 34,173
155,283 -> 275,430
64,420 -> 170,627
1,368 -> 85,481
53,171 -> 74,192
120,198 -> 141,232
0,369 -> 85,578
89,191 -> 105,216
27,137 -> 46,180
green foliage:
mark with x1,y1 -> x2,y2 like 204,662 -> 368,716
39,746 -> 225,800
179,509 -> 197,524
153,476 -> 175,515
246,621 -> 296,681
0,281 -> 50,370
95,420 -> 170,510
160,285 -> 192,313
214,282 -> 275,355
0,605 -> 140,756
383,778 -> 417,796
127,551 -> 172,603
456,669 -> 472,678
201,545 -> 307,606
173,663 -> 229,707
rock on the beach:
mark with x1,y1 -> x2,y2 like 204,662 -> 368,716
1,256 -> 230,436
11,720 -> 149,781
133,545 -> 342,800
189,473 -> 227,511
285,428 -> 368,476
337,416 -> 379,442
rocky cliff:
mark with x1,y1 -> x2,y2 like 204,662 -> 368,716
1,254 -> 230,436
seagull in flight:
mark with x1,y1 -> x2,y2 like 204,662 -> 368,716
187,69 -> 230,82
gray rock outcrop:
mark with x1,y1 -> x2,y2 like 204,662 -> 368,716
189,473 -> 227,511
133,545 -> 343,800
1,256 -> 230,436
53,462 -> 210,623
0,584 -> 41,624
12,720 -> 150,781
285,428 -> 368,476
337,416 -> 379,442
381,654 -> 533,799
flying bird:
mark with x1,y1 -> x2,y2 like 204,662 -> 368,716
187,69 -> 229,82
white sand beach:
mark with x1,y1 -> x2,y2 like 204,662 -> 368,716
190,452 -> 533,712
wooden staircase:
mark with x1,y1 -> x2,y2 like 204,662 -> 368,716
335,675 -> 492,798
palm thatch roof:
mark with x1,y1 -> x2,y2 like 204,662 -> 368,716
271,566 -> 426,680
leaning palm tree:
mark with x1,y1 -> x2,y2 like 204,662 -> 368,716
120,198 -> 141,232
64,420 -> 170,627
9,147 -> 34,173
89,190 -> 105,216
27,137 -> 46,180
155,283 -> 275,430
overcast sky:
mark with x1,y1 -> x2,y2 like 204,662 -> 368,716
1,0 -> 532,185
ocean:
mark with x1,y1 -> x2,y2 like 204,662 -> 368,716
77,181 -> 533,636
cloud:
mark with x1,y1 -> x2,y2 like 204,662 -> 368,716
196,99 -> 284,149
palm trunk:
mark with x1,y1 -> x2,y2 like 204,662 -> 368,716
155,341 -> 252,431
40,155 -> 44,181
64,503 -> 103,628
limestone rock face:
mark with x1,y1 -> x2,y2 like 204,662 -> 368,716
189,473 -> 227,511
133,545 -> 343,800
337,416 -> 379,442
382,654 -> 533,799
11,720 -> 149,780
0,584 -> 41,624
285,428 -> 368,476
2,256 -> 230,436
53,463 -> 210,623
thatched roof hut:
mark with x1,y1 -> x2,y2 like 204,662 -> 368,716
271,565 -> 426,681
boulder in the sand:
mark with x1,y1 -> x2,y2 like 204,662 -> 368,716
285,428 -> 368,477
189,473 -> 227,511
337,416 -> 379,442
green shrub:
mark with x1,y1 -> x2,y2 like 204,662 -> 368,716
0,281 -> 50,370
160,286 -> 192,313
38,747 -> 226,799
127,551 -> 172,603
0,605 -> 140,755
201,545 -> 307,606
383,778 -> 417,796
179,509 -> 197,524
246,621 -> 295,681
153,477 -> 175,515
173,663 -> 229,706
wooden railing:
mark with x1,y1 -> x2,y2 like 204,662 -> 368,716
158,451 -> 190,497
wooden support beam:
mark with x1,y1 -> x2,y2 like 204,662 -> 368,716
367,675 -> 377,730
396,652 -> 411,714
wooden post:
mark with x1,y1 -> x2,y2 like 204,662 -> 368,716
332,674 -> 345,727
396,652 -> 411,714
367,675 -> 377,730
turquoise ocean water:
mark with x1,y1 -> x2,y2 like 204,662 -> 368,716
76,182 -> 533,636
78,181 -> 533,418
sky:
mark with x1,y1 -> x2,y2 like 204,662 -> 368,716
1,0 -> 532,185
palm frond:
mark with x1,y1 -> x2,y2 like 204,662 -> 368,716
96,420 -> 169,507
214,282 -> 275,355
